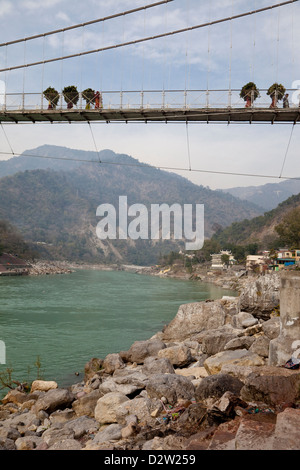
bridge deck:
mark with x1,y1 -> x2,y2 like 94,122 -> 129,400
0,107 -> 299,124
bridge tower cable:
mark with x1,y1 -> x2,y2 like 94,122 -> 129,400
251,0 -> 257,83
0,0 -> 175,48
0,0 -> 297,74
206,0 -> 212,106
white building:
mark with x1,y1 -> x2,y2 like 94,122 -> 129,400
211,250 -> 235,270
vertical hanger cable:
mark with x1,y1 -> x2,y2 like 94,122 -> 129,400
252,0 -> 257,83
228,0 -> 233,94
276,5 -> 280,82
206,0 -> 212,95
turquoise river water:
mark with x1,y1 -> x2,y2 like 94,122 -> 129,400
0,269 -> 235,390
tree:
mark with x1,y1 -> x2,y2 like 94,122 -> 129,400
245,243 -> 259,255
221,254 -> 230,267
231,245 -> 246,263
275,208 -> 300,248
195,239 -> 221,263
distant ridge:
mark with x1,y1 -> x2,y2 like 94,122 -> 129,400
219,179 -> 300,211
0,145 -> 264,264
213,192 -> 300,249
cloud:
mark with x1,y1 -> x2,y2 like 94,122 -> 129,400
55,11 -> 72,23
22,0 -> 63,10
0,0 -> 12,17
1,0 -> 300,191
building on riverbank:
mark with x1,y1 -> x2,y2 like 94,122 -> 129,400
0,253 -> 30,276
211,251 -> 235,270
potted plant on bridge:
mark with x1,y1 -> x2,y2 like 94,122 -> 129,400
82,88 -> 95,109
240,82 -> 260,108
43,86 -> 60,109
267,83 -> 286,108
62,85 -> 79,109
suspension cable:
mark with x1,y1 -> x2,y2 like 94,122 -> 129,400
0,123 -> 15,155
1,147 -> 300,182
88,122 -> 101,163
279,124 -> 295,178
0,0 -> 174,48
0,0 -> 297,74
186,121 -> 192,171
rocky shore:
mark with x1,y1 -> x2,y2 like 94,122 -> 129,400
28,261 -> 74,276
0,271 -> 299,451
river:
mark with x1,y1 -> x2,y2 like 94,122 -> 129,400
0,269 -> 235,391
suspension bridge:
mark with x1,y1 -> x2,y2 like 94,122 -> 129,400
0,88 -> 300,124
0,0 -> 299,125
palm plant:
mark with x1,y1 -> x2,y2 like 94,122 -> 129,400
82,88 -> 96,109
267,83 -> 286,108
240,82 -> 260,108
62,85 -> 79,109
43,87 -> 60,109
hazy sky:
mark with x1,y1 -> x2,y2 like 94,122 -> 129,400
0,0 -> 300,189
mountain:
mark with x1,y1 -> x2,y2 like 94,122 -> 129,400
0,145 -> 264,265
218,179 -> 300,211
0,220 -> 35,259
213,192 -> 300,249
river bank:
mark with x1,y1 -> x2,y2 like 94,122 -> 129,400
31,258 -> 248,293
1,269 -> 299,451
26,256 -> 249,295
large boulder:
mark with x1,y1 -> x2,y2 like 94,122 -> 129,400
269,271 -> 300,366
224,336 -> 255,351
272,408 -> 300,450
142,357 -> 175,375
15,436 -> 44,450
231,312 -> 258,329
30,380 -> 58,393
84,358 -> 104,382
116,396 -> 158,427
33,389 -> 75,415
157,344 -> 193,368
94,392 -> 129,424
239,274 -> 280,320
195,374 -> 244,402
102,353 -> 124,375
120,339 -> 166,364
204,349 -> 265,375
162,300 -> 232,343
262,317 -> 280,340
146,373 -> 195,405
234,417 -> 276,450
240,366 -> 300,407
41,425 -> 75,447
72,389 -> 102,418
199,325 -> 241,356
84,423 -> 123,449
64,416 -> 99,439
249,335 -> 270,358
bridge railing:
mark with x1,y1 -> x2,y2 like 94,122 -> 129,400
0,89 -> 298,111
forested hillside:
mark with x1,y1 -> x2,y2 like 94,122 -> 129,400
213,193 -> 300,250
0,146 -> 264,265
0,220 -> 35,259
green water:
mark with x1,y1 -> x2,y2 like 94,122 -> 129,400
0,269 -> 235,389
